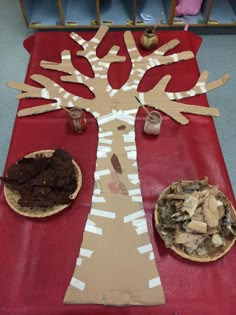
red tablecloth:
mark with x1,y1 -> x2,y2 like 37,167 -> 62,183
0,30 -> 235,315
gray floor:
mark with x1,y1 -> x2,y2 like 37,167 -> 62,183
0,1 -> 235,197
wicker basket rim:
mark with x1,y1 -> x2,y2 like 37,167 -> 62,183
154,180 -> 236,262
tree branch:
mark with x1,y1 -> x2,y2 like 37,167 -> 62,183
7,81 -> 43,99
70,25 -> 109,53
166,71 -> 230,101
40,50 -> 91,85
142,73 -> 224,125
123,31 -> 194,90
18,103 -> 61,117
8,74 -> 94,117
40,29 -> 125,97
154,39 -> 180,56
70,26 -> 125,68
7,26 -> 229,125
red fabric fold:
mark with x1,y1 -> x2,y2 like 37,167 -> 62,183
0,30 -> 235,315
23,34 -> 35,54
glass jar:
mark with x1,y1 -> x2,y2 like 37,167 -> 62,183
68,107 -> 87,134
140,27 -> 158,50
144,111 -> 162,136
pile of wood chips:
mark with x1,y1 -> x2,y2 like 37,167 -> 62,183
155,178 -> 236,261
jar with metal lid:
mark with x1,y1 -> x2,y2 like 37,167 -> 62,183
68,107 -> 87,134
144,111 -> 162,136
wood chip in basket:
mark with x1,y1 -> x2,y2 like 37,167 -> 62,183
154,178 -> 236,262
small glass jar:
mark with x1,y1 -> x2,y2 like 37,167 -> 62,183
140,27 -> 158,50
68,107 -> 87,134
144,111 -> 162,136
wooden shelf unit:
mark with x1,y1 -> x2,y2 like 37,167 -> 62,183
19,0 -> 236,32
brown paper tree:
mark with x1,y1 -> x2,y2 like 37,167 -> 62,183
7,26 -> 229,306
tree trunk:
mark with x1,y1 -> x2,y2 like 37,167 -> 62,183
63,112 -> 165,305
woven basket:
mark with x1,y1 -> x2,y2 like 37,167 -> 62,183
4,150 -> 82,218
154,181 -> 236,262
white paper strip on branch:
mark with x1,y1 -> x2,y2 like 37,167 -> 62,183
70,277 -> 85,291
80,248 -> 93,258
123,210 -> 145,223
76,258 -> 83,266
91,208 -> 116,219
149,277 -> 161,289
137,243 -> 153,254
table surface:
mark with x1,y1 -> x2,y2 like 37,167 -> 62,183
0,29 -> 235,315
